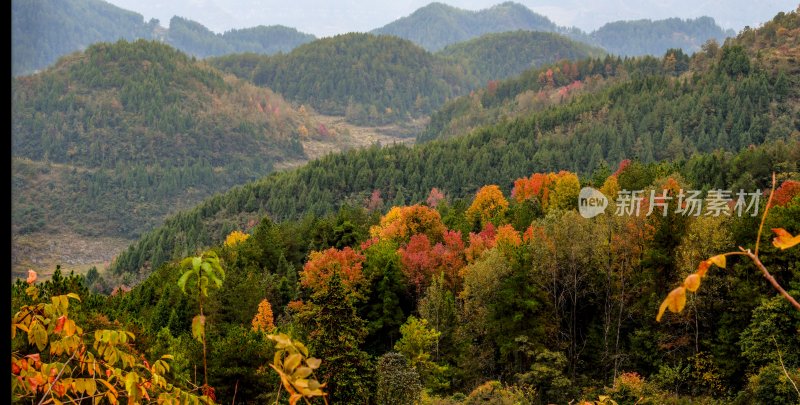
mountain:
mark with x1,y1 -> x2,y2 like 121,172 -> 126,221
108,9 -> 800,278
210,33 -> 477,125
437,30 -> 606,84
371,2 -> 559,51
590,16 -> 735,57
371,1 -> 735,58
165,16 -> 316,58
12,39 -> 309,245
11,0 -> 159,76
11,0 -> 316,76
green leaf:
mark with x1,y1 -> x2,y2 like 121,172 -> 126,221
192,257 -> 202,270
177,270 -> 193,293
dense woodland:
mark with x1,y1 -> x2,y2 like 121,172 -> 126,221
109,10 -> 800,278
12,39 -> 307,238
370,1 -> 732,57
437,30 -> 606,84
12,158 -> 800,403
210,31 -> 603,125
11,0 -> 160,76
591,17 -> 736,57
10,5 -> 800,405
371,2 -> 560,52
164,16 -> 316,59
210,33 -> 476,124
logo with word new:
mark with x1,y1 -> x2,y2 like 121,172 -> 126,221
578,187 -> 608,218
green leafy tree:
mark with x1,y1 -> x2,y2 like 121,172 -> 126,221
376,352 -> 422,405
178,250 -> 226,397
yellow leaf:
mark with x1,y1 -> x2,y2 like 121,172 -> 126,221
708,254 -> 726,268
683,274 -> 701,292
293,367 -> 313,380
306,357 -> 321,370
772,228 -> 800,250
656,287 -> 686,322
284,353 -> 302,373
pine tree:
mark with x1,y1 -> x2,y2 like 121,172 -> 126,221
308,272 -> 374,403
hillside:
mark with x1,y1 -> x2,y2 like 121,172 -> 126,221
437,30 -> 606,83
11,39 -> 308,251
591,16 -> 735,56
371,1 -> 734,58
421,8 -> 799,143
165,16 -> 316,58
11,0 -> 159,76
371,2 -> 559,51
210,33 -> 477,125
108,9 -> 800,279
11,0 -> 316,76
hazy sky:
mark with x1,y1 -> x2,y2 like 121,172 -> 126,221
104,0 -> 798,37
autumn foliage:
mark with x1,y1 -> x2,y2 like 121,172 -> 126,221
466,185 -> 509,226
370,204 -> 446,243
252,298 -> 275,333
301,247 -> 366,294
511,171 -> 580,212
224,230 -> 250,247
398,230 -> 466,294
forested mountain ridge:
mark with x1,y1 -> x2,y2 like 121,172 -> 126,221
163,16 -> 316,58
209,30 -> 604,125
371,2 -> 559,51
11,0 -> 316,76
11,0 -> 160,76
436,30 -> 606,84
371,1 -> 734,57
108,9 -> 800,280
421,8 -> 800,143
592,16 -> 735,57
12,39 -> 309,242
210,33 -> 477,125
13,0 -> 736,78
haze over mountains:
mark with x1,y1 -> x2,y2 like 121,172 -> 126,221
101,0 -> 795,37
14,0 -> 769,76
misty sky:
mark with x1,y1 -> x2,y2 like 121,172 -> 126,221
104,0 -> 798,37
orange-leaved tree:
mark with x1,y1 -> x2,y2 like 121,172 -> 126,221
657,173 -> 800,322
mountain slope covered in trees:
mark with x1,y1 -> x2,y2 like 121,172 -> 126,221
371,2 -> 559,51
371,1 -> 734,57
591,16 -> 736,57
109,10 -> 800,279
12,39 -> 308,242
11,0 -> 159,76
11,0 -> 317,76
437,30 -> 606,84
210,33 -> 477,125
164,16 -> 316,58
